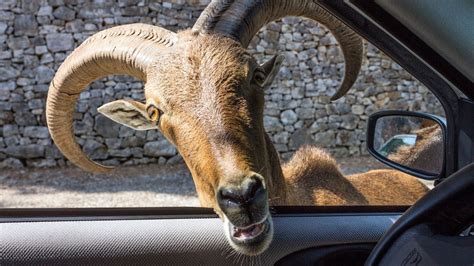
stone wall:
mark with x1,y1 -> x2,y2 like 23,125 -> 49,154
0,0 -> 443,169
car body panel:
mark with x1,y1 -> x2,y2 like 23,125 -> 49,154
378,134 -> 417,157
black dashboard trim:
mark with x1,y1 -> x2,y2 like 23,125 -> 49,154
0,206 -> 408,222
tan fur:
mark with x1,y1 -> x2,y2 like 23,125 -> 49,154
388,124 -> 443,173
49,30 -> 428,227
283,146 -> 429,206
111,34 -> 427,209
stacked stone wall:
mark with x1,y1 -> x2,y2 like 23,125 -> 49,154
0,0 -> 443,169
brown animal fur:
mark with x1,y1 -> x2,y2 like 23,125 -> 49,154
113,33 -> 427,209
388,124 -> 443,173
283,146 -> 429,206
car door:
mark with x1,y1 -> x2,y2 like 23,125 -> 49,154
2,0 -> 473,265
1,206 -> 403,265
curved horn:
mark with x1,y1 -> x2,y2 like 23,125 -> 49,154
192,0 -> 233,33
46,23 -> 177,173
194,0 -> 363,100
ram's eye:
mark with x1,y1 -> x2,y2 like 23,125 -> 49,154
147,105 -> 162,122
253,70 -> 266,86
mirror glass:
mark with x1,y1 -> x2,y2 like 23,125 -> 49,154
373,115 -> 444,175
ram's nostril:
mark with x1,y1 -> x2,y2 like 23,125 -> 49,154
244,176 -> 264,202
219,188 -> 243,205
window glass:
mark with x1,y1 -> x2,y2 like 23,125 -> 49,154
0,2 -> 442,208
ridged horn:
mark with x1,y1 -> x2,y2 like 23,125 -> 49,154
192,0 -> 234,33
46,23 -> 177,173
194,0 -> 363,100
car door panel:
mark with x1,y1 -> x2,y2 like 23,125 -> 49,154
1,208 -> 401,265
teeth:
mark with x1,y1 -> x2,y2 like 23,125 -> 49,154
232,221 -> 265,239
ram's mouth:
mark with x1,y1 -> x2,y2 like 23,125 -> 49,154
228,218 -> 271,244
223,214 -> 273,256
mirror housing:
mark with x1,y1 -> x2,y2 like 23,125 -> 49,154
367,111 -> 447,180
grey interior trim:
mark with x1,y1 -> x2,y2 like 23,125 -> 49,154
376,0 -> 474,82
344,0 -> 467,98
1,214 -> 398,265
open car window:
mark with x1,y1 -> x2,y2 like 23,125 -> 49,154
0,1 -> 444,209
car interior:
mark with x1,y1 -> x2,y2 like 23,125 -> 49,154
1,0 -> 473,265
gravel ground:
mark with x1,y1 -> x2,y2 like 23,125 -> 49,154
0,156 -> 432,208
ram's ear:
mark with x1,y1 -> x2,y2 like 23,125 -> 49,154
98,100 -> 157,130
261,54 -> 285,87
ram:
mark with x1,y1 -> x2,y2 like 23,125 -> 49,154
46,0 -> 428,256
388,122 -> 443,172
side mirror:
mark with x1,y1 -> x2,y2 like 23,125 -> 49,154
367,111 -> 446,180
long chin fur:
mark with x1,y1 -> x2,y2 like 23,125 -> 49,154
223,216 -> 274,256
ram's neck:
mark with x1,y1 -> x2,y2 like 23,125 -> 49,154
263,132 -> 288,205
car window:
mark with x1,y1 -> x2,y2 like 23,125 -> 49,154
0,2 -> 443,208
